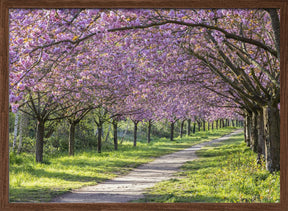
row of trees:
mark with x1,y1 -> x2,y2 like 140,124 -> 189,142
11,107 -> 241,157
9,9 -> 279,172
10,80 -> 241,159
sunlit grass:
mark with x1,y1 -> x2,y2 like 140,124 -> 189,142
135,132 -> 280,203
9,127 -> 236,202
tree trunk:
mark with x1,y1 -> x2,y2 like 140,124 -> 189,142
208,121 -> 210,130
94,124 -> 98,136
257,109 -> 265,163
170,121 -> 175,141
197,121 -> 201,131
180,119 -> 185,138
266,9 -> 280,57
202,120 -> 205,131
147,120 -> 152,143
244,113 -> 252,147
187,119 -> 191,136
17,112 -> 24,154
250,112 -> 258,153
12,110 -> 20,152
211,121 -> 214,130
263,104 -> 280,172
101,124 -> 104,138
192,122 -> 196,134
133,121 -> 138,147
97,123 -> 102,153
216,120 -> 218,129
113,120 -> 118,150
244,118 -> 247,142
36,120 -> 45,163
69,122 -> 76,156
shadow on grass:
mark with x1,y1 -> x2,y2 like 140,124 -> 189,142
9,128 -> 240,202
11,166 -> 106,182
10,186 -> 69,202
135,193 -> 238,203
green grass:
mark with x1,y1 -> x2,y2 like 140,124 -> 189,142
135,132 -> 280,203
9,127 -> 237,202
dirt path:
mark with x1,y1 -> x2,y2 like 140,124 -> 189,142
52,129 -> 242,203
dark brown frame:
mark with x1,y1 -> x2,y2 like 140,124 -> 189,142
1,0 -> 287,210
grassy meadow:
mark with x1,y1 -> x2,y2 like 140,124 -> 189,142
134,132 -> 280,203
9,127 -> 236,202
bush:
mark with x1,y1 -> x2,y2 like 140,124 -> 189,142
9,152 -> 24,165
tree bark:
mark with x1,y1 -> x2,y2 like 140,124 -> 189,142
36,120 -> 45,163
133,121 -> 138,147
244,118 -> 247,142
17,112 -> 24,154
197,121 -> 201,131
266,9 -> 280,57
216,119 -> 218,129
250,112 -> 258,153
263,104 -> 280,172
97,123 -> 103,153
12,110 -> 19,152
170,121 -> 175,141
257,109 -> 265,163
221,119 -> 223,128
202,120 -> 206,131
180,119 -> 185,138
211,121 -> 214,130
147,120 -> 152,143
69,122 -> 76,156
244,113 -> 252,147
187,119 -> 191,136
113,119 -> 118,150
192,122 -> 196,134
208,121 -> 210,130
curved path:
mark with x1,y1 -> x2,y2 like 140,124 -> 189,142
52,129 -> 242,203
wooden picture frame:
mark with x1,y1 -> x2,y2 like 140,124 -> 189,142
1,0 -> 287,210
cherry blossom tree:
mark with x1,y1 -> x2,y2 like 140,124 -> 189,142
9,9 -> 278,172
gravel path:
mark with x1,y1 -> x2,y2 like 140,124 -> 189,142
52,129 -> 242,203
